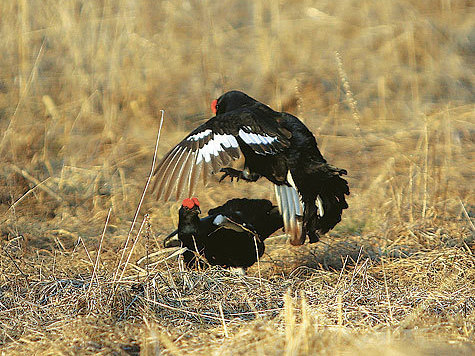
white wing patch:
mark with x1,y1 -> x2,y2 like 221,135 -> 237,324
238,129 -> 278,147
213,214 -> 227,226
187,128 -> 277,165
195,133 -> 239,164
187,129 -> 213,141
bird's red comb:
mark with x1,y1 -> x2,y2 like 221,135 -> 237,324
211,99 -> 218,114
182,197 -> 200,209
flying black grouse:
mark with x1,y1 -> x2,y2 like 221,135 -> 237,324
166,197 -> 283,269
153,90 -> 349,245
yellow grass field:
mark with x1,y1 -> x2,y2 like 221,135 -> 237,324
0,1 -> 473,354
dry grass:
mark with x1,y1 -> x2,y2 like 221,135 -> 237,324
0,0 -> 473,354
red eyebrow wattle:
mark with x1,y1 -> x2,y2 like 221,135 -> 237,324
182,198 -> 195,209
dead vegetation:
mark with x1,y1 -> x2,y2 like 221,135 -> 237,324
0,0 -> 473,354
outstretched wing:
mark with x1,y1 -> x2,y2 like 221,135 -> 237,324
152,110 -> 291,201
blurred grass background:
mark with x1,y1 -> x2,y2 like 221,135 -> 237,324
0,0 -> 473,354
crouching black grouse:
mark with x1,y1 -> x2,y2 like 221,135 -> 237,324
153,90 -> 349,245
164,198 -> 283,270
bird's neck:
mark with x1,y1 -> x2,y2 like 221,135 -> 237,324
178,213 -> 204,251
178,213 -> 200,236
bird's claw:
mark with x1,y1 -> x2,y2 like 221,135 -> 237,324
219,168 -> 242,183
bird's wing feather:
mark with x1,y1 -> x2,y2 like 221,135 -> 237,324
152,110 -> 291,201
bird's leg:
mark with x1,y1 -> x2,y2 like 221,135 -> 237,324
218,168 -> 242,182
306,221 -> 320,243
219,167 -> 260,182
303,202 -> 320,243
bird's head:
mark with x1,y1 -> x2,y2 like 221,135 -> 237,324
180,197 -> 201,215
211,90 -> 257,115
178,197 -> 201,233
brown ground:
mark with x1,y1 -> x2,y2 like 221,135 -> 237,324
0,1 -> 473,355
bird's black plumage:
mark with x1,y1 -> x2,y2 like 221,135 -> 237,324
153,90 -> 349,245
167,198 -> 283,269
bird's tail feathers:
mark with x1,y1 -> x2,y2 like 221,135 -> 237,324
274,183 -> 304,245
314,166 -> 349,235
163,229 -> 180,248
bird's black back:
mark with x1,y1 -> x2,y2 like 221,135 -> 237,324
207,198 -> 283,239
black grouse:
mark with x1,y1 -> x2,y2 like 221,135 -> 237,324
153,90 -> 349,245
165,197 -> 283,270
